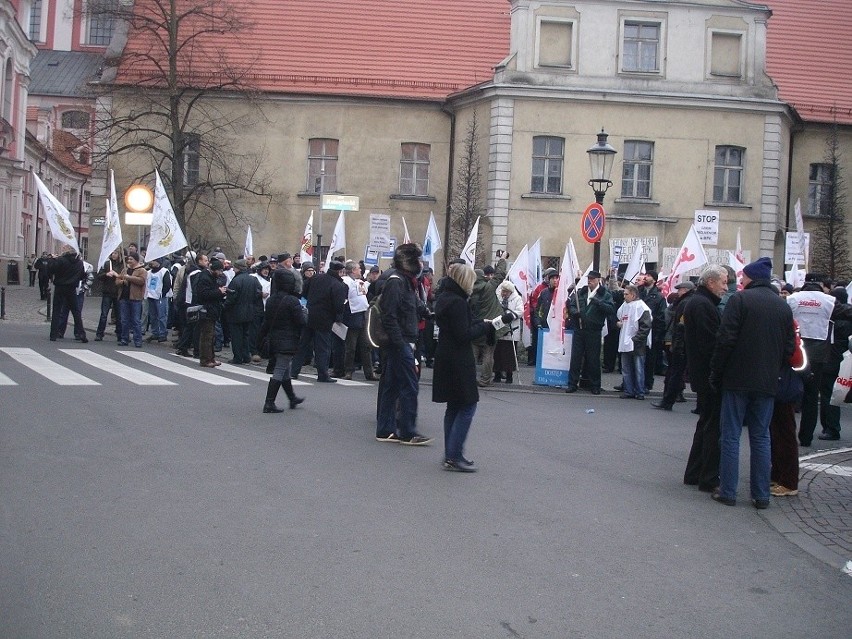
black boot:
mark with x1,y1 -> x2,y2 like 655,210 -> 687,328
505,372 -> 513,384
282,379 -> 305,409
493,372 -> 503,382
263,379 -> 284,413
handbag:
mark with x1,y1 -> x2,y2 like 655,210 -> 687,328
186,304 -> 206,323
776,366 -> 804,404
830,350 -> 852,406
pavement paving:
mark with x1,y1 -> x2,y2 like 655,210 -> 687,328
2,281 -> 851,576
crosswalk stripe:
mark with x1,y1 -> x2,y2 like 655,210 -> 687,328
118,351 -> 249,385
0,370 -> 18,385
175,356 -> 310,386
61,350 -> 177,386
0,347 -> 99,386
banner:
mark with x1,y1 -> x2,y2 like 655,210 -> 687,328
423,211 -> 443,269
146,170 -> 189,264
97,197 -> 123,271
566,238 -> 582,285
301,212 -> 314,265
33,172 -> 79,253
461,216 -> 480,265
528,238 -> 542,285
622,239 -> 644,284
324,210 -> 346,270
664,224 -> 708,295
244,226 -> 253,258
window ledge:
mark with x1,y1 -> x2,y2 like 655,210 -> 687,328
618,69 -> 662,76
704,201 -> 752,209
389,194 -> 437,202
614,197 -> 660,206
521,193 -> 572,201
297,190 -> 342,198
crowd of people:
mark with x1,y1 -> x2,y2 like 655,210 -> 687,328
35,242 -> 848,487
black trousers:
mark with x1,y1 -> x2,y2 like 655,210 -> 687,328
50,285 -> 84,340
798,361 -> 825,446
683,389 -> 721,489
567,328 -> 602,391
661,348 -> 687,407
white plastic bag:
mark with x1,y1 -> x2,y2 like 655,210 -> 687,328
830,350 -> 852,406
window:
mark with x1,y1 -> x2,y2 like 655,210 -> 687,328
29,0 -> 43,42
713,146 -> 744,203
622,22 -> 660,72
307,138 -> 338,193
531,136 -> 564,194
399,143 -> 430,196
537,19 -> 574,68
61,111 -> 90,130
86,0 -> 117,46
83,190 -> 91,213
621,141 -> 654,198
710,32 -> 742,77
808,163 -> 834,216
183,134 -> 200,187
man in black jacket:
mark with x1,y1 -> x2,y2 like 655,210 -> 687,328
290,261 -> 347,382
223,259 -> 262,364
640,271 -> 667,390
195,255 -> 226,367
682,265 -> 727,492
653,281 -> 695,410
48,249 -> 87,342
709,257 -> 794,509
565,271 -> 614,395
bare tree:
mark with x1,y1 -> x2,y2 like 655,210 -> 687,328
810,121 -> 850,280
92,0 -> 275,242
448,111 -> 484,263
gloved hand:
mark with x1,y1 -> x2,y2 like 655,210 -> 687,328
501,309 -> 518,324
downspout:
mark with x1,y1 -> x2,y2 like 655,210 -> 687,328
33,154 -> 47,257
441,104 -> 456,273
784,126 -> 795,235
77,174 -> 89,259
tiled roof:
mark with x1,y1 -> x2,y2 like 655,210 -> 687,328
52,129 -> 92,176
29,50 -> 104,97
763,0 -> 852,125
115,0 -> 511,101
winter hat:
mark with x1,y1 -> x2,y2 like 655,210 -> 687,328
393,242 -> 423,274
272,268 -> 297,294
742,256 -> 772,281
831,286 -> 848,304
301,262 -> 315,273
278,252 -> 292,262
234,259 -> 248,269
209,258 -> 224,271
328,261 -> 345,272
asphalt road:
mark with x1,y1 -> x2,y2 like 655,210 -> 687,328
1,321 -> 850,638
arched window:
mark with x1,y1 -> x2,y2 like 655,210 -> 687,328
61,111 -> 90,130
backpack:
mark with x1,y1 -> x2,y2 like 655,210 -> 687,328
366,274 -> 400,349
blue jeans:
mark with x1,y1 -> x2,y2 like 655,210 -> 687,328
147,298 -> 169,340
444,402 -> 477,461
620,351 -> 646,397
719,390 -> 774,503
376,344 -> 419,438
119,299 -> 143,346
96,295 -> 122,339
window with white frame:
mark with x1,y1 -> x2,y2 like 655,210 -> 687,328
86,0 -> 118,46
713,146 -> 744,203
399,143 -> 430,196
808,163 -> 834,217
621,141 -> 654,198
537,19 -> 575,68
307,138 -> 338,193
29,0 -> 43,42
622,21 -> 661,73
83,190 -> 91,213
531,136 -> 564,194
183,133 -> 200,187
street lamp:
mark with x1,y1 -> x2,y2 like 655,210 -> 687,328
586,129 -> 617,272
124,183 -> 154,249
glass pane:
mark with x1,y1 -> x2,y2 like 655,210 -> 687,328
547,159 -> 562,177
401,144 -> 415,161
623,44 -> 638,70
533,137 -> 547,156
625,24 -> 639,38
715,147 -> 727,165
400,177 -> 413,195
532,158 -> 545,178
637,180 -> 650,198
417,145 -> 430,161
728,148 -> 742,166
547,176 -> 561,194
400,163 -> 413,180
623,164 -> 635,181
713,168 -> 724,201
548,138 -> 563,157
638,142 -> 653,161
638,165 -> 651,182
640,25 -> 658,39
415,177 -> 428,196
531,175 -> 544,192
641,45 -> 657,70
624,142 -> 636,159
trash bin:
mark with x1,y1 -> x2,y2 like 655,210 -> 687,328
6,260 -> 19,285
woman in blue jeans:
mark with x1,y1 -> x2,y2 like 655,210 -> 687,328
432,263 -> 495,472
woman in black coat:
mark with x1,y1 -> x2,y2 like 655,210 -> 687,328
432,263 -> 492,472
258,270 -> 307,413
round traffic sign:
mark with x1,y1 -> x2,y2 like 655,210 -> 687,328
581,202 -> 606,243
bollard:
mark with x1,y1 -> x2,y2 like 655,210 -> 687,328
45,289 -> 51,322
1,286 -> 5,320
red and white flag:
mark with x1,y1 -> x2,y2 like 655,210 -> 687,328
300,212 -> 314,264
507,244 -> 532,347
664,225 -> 708,295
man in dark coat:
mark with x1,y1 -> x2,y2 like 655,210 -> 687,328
95,249 -> 125,341
682,265 -> 727,492
194,256 -> 227,367
48,249 -> 87,342
653,281 -> 695,410
469,268 -> 507,386
709,257 -> 795,508
820,288 -> 852,441
565,271 -> 614,395
290,261 -> 347,382
223,259 -> 262,364
35,252 -> 51,300
375,243 -> 432,445
640,271 -> 667,390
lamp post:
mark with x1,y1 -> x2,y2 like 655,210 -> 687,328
316,168 -> 325,267
124,183 -> 154,249
586,129 -> 617,272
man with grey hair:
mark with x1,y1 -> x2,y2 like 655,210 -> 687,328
682,264 -> 728,493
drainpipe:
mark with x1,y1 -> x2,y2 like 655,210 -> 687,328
77,174 -> 89,259
33,154 -> 47,257
441,104 -> 456,272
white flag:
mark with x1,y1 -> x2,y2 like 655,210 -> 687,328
324,210 -> 346,270
528,238 -> 542,284
623,243 -> 644,284
507,244 -> 530,301
33,172 -> 79,253
665,224 -> 709,294
402,217 -> 411,244
461,216 -> 480,265
244,226 -> 253,258
423,211 -> 443,268
97,197 -> 123,271
567,238 -> 582,284
549,243 -> 573,337
794,198 -> 806,268
300,212 -> 314,265
575,262 -> 594,291
146,171 -> 188,264
735,227 -> 744,265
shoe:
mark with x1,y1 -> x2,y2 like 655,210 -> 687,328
635,395 -> 644,400
80,337 -> 89,343
364,375 -> 378,381
602,368 -> 614,374
94,336 -> 103,341
177,349 -> 191,357
49,337 -> 57,342
651,401 -> 672,411
443,458 -> 477,473
398,434 -> 432,446
698,484 -> 717,493
118,341 -> 129,346
619,393 -> 635,399
505,373 -> 513,384
752,499 -> 770,510
799,441 -> 812,447
493,373 -> 503,383
201,362 -> 218,368
711,490 -> 736,506
817,432 -> 840,441
212,361 -> 222,366
251,355 -> 262,363
263,402 -> 284,413
145,335 -> 156,343
330,372 -> 344,378
590,388 -> 601,395
376,433 -> 400,443
317,377 -> 337,383
613,384 -> 624,391
289,397 -> 305,409
676,394 -> 687,403
770,485 -> 798,496
343,373 -> 352,380
477,380 -> 493,387
565,386 -> 577,393
227,359 -> 242,365
691,408 -> 700,415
